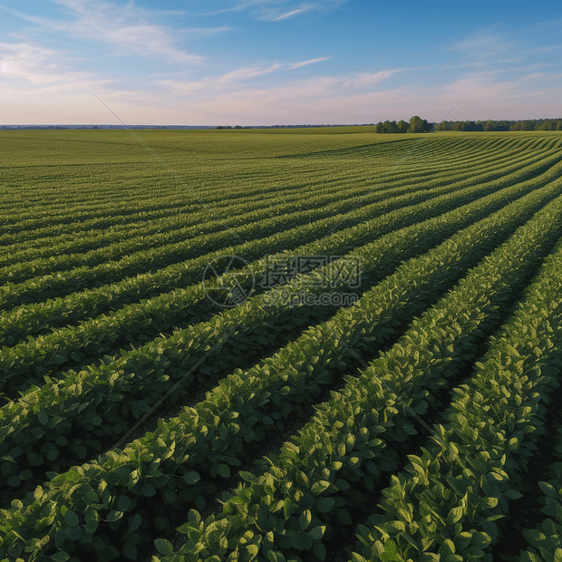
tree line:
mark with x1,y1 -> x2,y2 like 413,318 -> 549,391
436,119 -> 562,131
374,116 -> 433,133
374,117 -> 562,133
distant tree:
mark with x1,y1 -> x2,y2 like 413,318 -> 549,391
538,121 -> 557,131
408,115 -> 423,133
374,120 -> 408,133
409,115 -> 431,133
557,120 -> 562,131
384,120 -> 400,133
234,125 -> 243,129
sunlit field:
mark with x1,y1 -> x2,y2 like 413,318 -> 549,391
1,129 -> 562,562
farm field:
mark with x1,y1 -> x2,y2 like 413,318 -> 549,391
1,128 -> 562,562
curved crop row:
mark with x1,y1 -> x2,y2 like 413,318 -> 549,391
2,186 -> 562,561
0,137 -> 552,259
3,134 -> 536,285
147,193 -> 562,562
0,135 -> 490,236
0,175 -> 545,486
2,142 -> 561,341
348,238 -> 562,562
0,135 -> 532,269
5,157 -> 561,377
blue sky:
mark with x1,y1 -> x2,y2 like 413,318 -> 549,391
1,0 -> 561,125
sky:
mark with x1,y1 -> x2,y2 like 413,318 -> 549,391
1,0 -> 561,125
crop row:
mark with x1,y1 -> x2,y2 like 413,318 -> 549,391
4,153 -> 561,379
519,426 -> 562,561
347,234 -> 562,562
2,143 -> 561,344
0,173 -> 546,488
2,183 -> 562,561
2,159 -> 561,476
0,135 -> 496,237
0,135 -> 534,268
146,192 -> 562,562
2,135 -> 532,284
0,137 -> 550,252
1,136 -> 551,285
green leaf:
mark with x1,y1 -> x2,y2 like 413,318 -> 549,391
311,480 -> 330,495
313,542 -> 327,561
308,526 -> 326,540
64,510 -> 79,528
106,510 -> 124,523
183,471 -> 201,485
129,514 -> 142,533
217,464 -> 231,478
123,543 -> 138,560
7,475 -> 20,487
154,538 -> 174,556
299,510 -> 312,530
118,496 -> 132,511
539,481 -> 558,498
142,484 -> 156,497
447,507 -> 463,525
315,497 -> 335,513
50,553 -> 70,562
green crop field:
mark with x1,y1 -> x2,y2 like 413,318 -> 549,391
1,129 -> 562,562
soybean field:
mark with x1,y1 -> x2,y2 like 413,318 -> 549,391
1,128 -> 562,562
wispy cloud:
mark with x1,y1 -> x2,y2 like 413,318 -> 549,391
54,0 -> 202,62
287,56 -> 331,69
202,0 -> 344,21
155,64 -> 401,100
3,0 -> 207,63
155,63 -> 283,95
451,32 -> 517,60
269,6 -> 311,20
0,40 -> 114,103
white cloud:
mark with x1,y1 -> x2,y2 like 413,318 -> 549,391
269,7 -> 311,20
155,63 -> 399,100
3,0 -> 205,63
156,63 -> 283,95
202,0 -> 344,21
287,56 -> 331,69
450,32 -> 517,62
53,0 -> 202,62
153,61 -> 401,105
